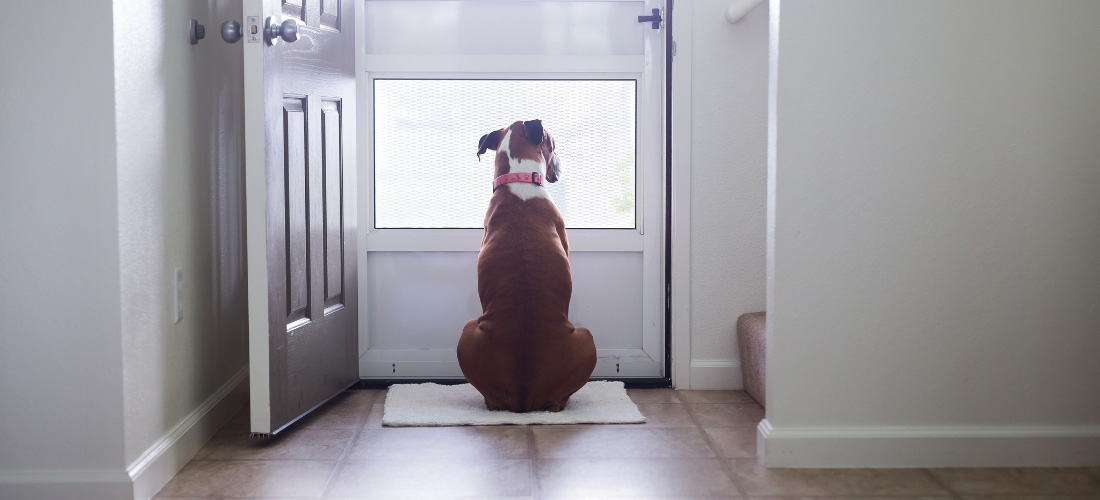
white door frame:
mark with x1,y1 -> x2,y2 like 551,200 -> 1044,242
669,0 -> 692,389
350,0 -> 691,385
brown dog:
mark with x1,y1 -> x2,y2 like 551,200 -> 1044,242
457,120 -> 597,412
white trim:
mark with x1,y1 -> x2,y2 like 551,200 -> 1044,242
0,469 -> 130,484
756,418 -> 773,459
758,418 -> 1100,467
360,348 -> 660,379
127,367 -> 249,500
688,359 -> 742,390
358,1 -> 669,380
365,0 -> 644,2
366,229 -> 645,252
363,55 -> 645,74
669,0 -> 693,389
0,470 -> 131,500
764,0 -> 779,419
0,365 -> 249,500
356,0 -> 373,359
242,0 -> 272,435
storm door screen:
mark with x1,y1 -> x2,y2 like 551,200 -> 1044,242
374,79 -> 637,229
358,0 -> 667,379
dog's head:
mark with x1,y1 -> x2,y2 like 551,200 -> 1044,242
477,119 -> 561,183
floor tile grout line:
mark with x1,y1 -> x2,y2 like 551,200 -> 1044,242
527,424 -> 541,500
675,390 -> 751,498
920,468 -> 965,500
318,387 -> 382,499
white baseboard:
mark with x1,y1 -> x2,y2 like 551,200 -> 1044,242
758,418 -> 1100,467
0,469 -> 132,500
128,366 -> 249,500
0,368 -> 248,500
688,359 -> 742,390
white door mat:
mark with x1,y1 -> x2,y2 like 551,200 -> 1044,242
382,381 -> 646,426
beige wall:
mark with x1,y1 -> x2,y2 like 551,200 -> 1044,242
0,1 -> 131,498
114,0 -> 248,467
0,0 -> 127,486
687,0 -> 769,385
0,1 -> 249,498
765,0 -> 1100,466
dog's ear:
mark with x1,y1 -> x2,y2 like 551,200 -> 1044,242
545,133 -> 561,183
522,120 -> 544,146
476,130 -> 505,160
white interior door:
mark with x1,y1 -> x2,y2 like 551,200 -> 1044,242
356,0 -> 667,380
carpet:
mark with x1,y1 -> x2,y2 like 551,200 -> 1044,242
381,381 -> 646,426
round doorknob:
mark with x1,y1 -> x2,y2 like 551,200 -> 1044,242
221,20 -> 242,43
266,18 -> 299,45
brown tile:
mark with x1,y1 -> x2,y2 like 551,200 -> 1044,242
348,427 -> 529,459
544,496 -> 740,500
678,390 -> 757,404
959,497 -> 1100,500
749,497 -> 952,500
223,405 -> 252,430
193,428 -> 354,460
363,404 -> 384,429
332,498 -> 531,500
729,459 -> 950,496
627,388 -> 681,404
154,460 -> 333,498
929,467 -> 1100,495
704,428 -> 758,458
291,392 -> 376,430
326,459 -> 531,498
533,427 -> 715,459
219,390 -> 377,432
535,458 -> 737,497
689,403 -> 764,429
634,403 -> 697,427
351,388 -> 385,404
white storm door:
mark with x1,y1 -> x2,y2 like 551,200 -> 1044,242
356,0 -> 666,379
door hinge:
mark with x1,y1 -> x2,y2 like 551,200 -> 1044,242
671,40 -> 678,57
638,8 -> 663,29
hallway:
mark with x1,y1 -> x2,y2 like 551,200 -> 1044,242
155,389 -> 1100,498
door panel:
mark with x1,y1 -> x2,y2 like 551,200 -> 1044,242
319,0 -> 340,31
247,0 -> 357,435
321,100 -> 344,308
360,250 -> 655,378
283,97 -> 310,325
282,0 -> 304,21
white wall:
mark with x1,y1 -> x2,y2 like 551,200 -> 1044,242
686,0 -> 769,388
114,0 -> 248,466
0,0 -> 129,497
114,0 -> 249,496
764,0 -> 1100,466
0,1 -> 249,498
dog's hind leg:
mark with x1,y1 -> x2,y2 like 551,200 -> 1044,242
458,319 -> 509,410
543,326 -> 597,412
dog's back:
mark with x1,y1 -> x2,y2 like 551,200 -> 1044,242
457,120 -> 596,412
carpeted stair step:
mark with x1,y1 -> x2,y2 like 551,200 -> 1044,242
736,311 -> 766,408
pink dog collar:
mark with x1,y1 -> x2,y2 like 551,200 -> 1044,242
493,171 -> 544,192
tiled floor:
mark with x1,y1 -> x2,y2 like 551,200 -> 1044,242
156,388 -> 1100,499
